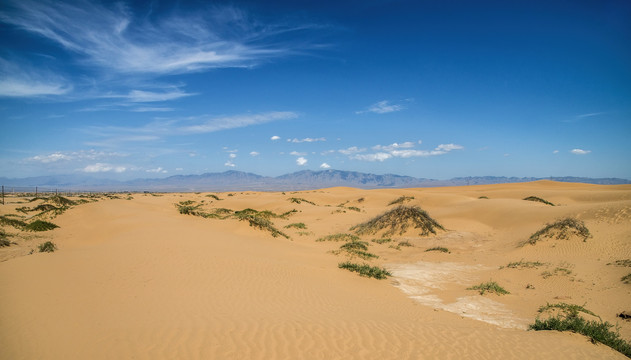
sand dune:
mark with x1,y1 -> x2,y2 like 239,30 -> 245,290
1,181 -> 629,359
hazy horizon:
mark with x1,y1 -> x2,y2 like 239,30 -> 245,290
1,1 -> 630,180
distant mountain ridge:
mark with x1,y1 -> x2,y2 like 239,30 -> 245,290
0,170 -> 629,192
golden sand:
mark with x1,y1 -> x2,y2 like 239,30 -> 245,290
1,181 -> 630,359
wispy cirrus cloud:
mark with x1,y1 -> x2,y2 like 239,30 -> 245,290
0,58 -> 72,97
0,0 -> 320,76
179,111 -> 297,134
83,163 -> 127,173
356,100 -> 406,114
28,150 -> 126,163
288,137 -> 326,143
341,142 -> 463,162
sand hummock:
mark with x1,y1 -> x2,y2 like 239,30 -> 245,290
1,181 -> 630,359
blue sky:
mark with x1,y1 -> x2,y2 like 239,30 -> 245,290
1,0 -> 630,180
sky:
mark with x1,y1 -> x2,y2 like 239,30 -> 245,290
1,0 -> 630,180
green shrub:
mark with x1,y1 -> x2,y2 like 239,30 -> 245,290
371,238 -> 392,244
467,281 -> 510,295
523,196 -> 555,206
500,260 -> 545,269
38,241 -> 57,253
316,233 -> 359,242
288,197 -> 316,205
206,194 -> 222,200
338,262 -> 391,279
0,215 -> 27,229
608,259 -> 631,267
622,273 -> 631,284
47,195 -> 76,206
285,222 -> 307,229
425,246 -> 449,253
398,240 -> 413,247
527,218 -> 591,245
478,196 -> 489,199
388,196 -> 414,206
25,220 -> 59,232
530,303 -> 630,357
351,205 -> 444,237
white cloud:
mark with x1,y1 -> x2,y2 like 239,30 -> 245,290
0,58 -> 71,97
320,162 -> 331,169
553,150 -> 559,154
83,163 -> 126,173
571,148 -> 591,155
288,137 -> 326,143
29,150 -> 125,163
224,160 -> 236,167
125,89 -> 194,103
351,153 -> 392,162
131,107 -> 174,112
249,151 -> 260,156
435,143 -> 464,152
338,146 -> 366,155
372,141 -> 416,152
229,153 -> 237,159
179,111 -> 297,134
270,135 -> 281,141
290,151 -> 307,156
175,168 -> 183,171
357,100 -> 404,114
0,1 -> 322,76
146,167 -> 167,174
296,157 -> 308,166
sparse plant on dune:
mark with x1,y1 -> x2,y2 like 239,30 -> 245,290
335,240 -> 378,259
46,195 -> 76,206
527,218 -> 591,245
622,273 -> 631,284
530,303 -> 630,357
206,194 -> 222,200
425,246 -> 449,253
38,241 -> 57,253
478,196 -> 489,199
608,259 -> 631,267
24,220 -> 59,232
499,260 -> 545,269
0,215 -> 27,229
233,211 -> 289,239
316,233 -> 359,242
351,205 -> 444,237
338,261 -> 391,279
371,238 -> 392,244
467,281 -> 510,295
388,196 -> 414,206
285,222 -> 307,229
0,229 -> 13,247
523,196 -> 555,206
288,197 -> 316,205
398,240 -> 413,247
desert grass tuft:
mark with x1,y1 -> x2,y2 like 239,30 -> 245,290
25,220 -> 59,232
38,241 -> 57,253
478,196 -> 489,199
288,197 -> 316,205
0,215 -> 27,229
285,222 -> 307,229
425,246 -> 449,253
527,218 -> 591,245
316,233 -> 360,242
467,281 -> 510,295
46,195 -> 76,206
388,195 -> 415,206
523,196 -> 555,206
500,260 -> 546,269
338,262 -> 391,279
351,205 -> 444,237
0,229 -> 13,247
371,238 -> 392,244
541,267 -> 572,279
622,273 -> 631,284
530,303 -> 630,357
206,194 -> 222,200
608,259 -> 631,267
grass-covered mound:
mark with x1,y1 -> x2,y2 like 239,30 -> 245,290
316,233 -> 360,242
523,196 -> 555,206
38,241 -> 57,253
338,262 -> 391,279
351,205 -> 444,237
0,229 -> 13,247
527,218 -> 591,245
388,196 -> 414,206
25,220 -> 59,232
336,240 -> 378,260
530,303 -> 631,358
0,215 -> 27,229
47,195 -> 76,207
425,246 -> 449,253
467,281 -> 510,295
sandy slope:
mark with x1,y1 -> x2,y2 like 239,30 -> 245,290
1,181 -> 629,359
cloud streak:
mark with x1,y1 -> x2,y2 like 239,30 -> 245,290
0,0 -> 319,76
357,100 -> 405,114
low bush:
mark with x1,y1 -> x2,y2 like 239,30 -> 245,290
351,205 -> 444,237
425,246 -> 449,253
38,241 -> 57,253
388,196 -> 414,206
316,233 -> 359,242
24,220 -> 59,232
338,262 -> 391,279
527,218 -> 591,245
523,196 -> 555,206
467,281 -> 510,295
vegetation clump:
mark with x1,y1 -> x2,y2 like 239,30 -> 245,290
338,262 -> 391,279
38,241 -> 57,253
335,240 -> 379,259
47,195 -> 76,206
288,197 -> 316,205
388,196 -> 415,206
233,209 -> 289,239
0,215 -> 27,229
530,303 -> 630,358
0,229 -> 13,247
500,260 -> 545,269
25,220 -> 59,232
371,238 -> 392,244
541,267 -> 573,279
351,205 -> 444,237
206,194 -> 222,200
523,196 -> 555,206
478,196 -> 489,199
527,218 -> 591,245
316,233 -> 360,242
467,281 -> 510,295
285,222 -> 307,229
622,273 -> 631,284
608,259 -> 631,267
425,246 -> 449,253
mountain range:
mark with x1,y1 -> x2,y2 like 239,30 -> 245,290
0,170 -> 629,192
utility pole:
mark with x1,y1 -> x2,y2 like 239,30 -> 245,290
1,185 -> 4,205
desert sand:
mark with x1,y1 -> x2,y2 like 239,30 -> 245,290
1,181 -> 630,359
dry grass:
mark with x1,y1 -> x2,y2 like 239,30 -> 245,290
527,218 -> 591,245
523,196 -> 555,206
351,205 -> 444,237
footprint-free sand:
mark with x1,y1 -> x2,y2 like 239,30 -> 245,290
1,181 -> 630,359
